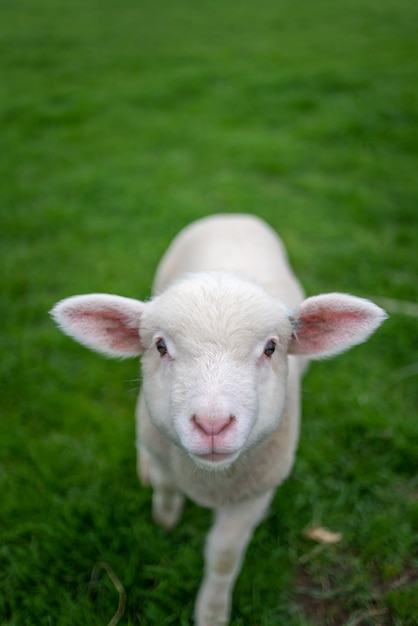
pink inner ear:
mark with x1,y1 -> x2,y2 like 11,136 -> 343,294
52,293 -> 145,358
293,310 -> 364,354
93,310 -> 141,351
289,293 -> 387,358
64,307 -> 142,355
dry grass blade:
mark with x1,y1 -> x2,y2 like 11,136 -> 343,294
392,362 -> 418,382
304,526 -> 343,544
89,561 -> 127,626
344,607 -> 388,626
374,297 -> 418,318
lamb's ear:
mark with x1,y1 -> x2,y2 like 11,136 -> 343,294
288,293 -> 387,359
50,294 -> 145,358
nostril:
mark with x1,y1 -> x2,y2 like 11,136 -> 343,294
192,414 -> 234,437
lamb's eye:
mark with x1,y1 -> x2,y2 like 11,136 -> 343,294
264,340 -> 276,357
156,339 -> 168,356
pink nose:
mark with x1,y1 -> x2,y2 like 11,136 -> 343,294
192,414 -> 234,437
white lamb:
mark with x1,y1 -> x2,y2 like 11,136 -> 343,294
51,214 -> 387,625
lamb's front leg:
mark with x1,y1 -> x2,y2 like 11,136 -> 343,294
137,445 -> 184,530
136,394 -> 184,530
195,490 -> 273,626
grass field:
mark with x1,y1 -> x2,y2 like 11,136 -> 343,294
1,0 -> 417,624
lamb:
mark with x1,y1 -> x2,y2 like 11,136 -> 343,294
51,214 -> 387,625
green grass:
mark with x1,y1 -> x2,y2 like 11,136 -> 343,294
1,0 -> 417,624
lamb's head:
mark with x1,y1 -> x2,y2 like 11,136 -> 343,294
138,273 -> 293,470
51,272 -> 387,471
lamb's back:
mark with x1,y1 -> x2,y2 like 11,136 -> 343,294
153,214 -> 304,306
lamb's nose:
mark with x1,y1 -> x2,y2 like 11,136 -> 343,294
192,414 -> 234,436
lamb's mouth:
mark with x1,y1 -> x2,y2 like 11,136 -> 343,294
196,452 -> 234,462
189,450 -> 239,470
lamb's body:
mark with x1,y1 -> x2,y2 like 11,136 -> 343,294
138,215 -> 304,510
51,214 -> 387,626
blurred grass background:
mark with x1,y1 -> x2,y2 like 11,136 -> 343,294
1,0 -> 417,624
